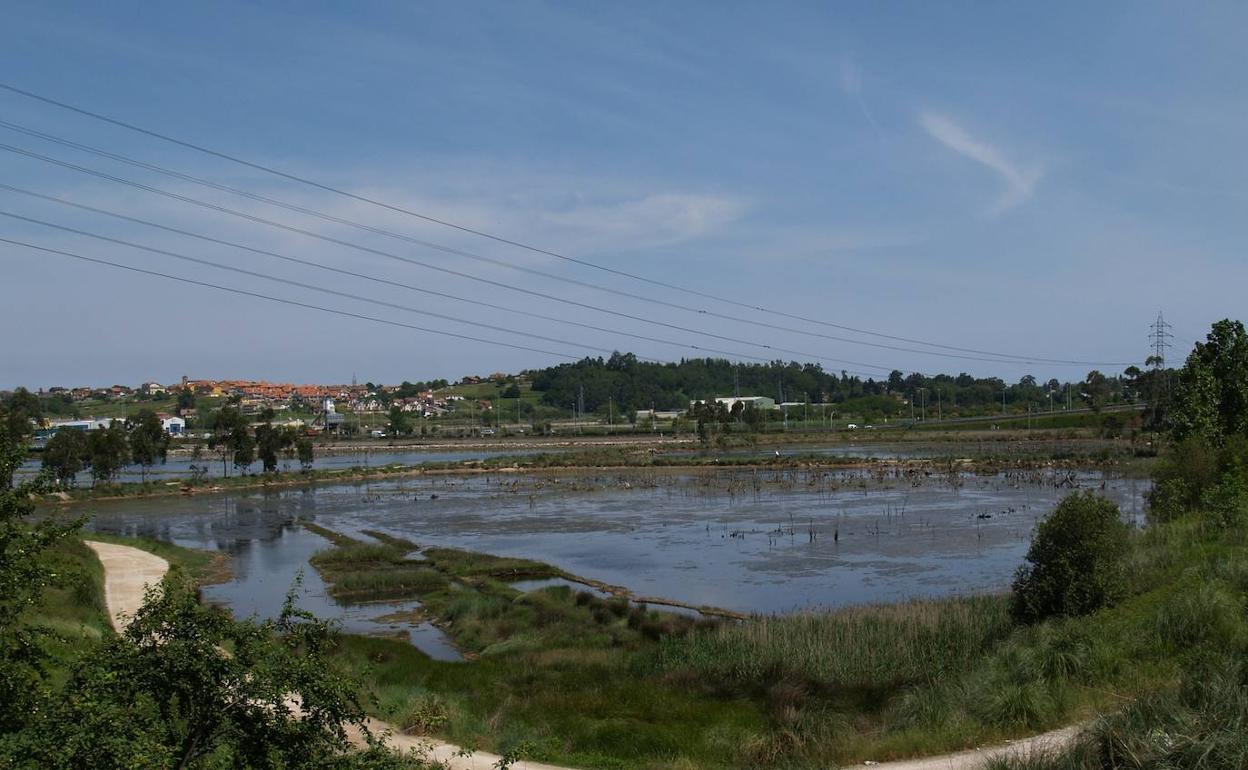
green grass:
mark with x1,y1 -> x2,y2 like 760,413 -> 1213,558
25,537 -> 112,683
82,530 -> 229,584
25,531 -> 226,687
307,530 -> 450,603
292,510 -> 1248,768
333,634 -> 767,770
658,594 -> 1012,690
420,546 -> 563,580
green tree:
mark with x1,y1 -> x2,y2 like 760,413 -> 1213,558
1169,319 -> 1248,446
2,387 -> 42,440
126,410 -> 169,483
1080,370 -> 1111,412
388,405 -> 411,436
208,407 -> 254,476
41,429 -> 90,486
255,421 -> 296,474
87,421 -> 131,486
175,387 -> 196,412
0,416 -> 77,733
1010,492 -> 1131,624
296,436 -> 315,471
10,576 -> 412,769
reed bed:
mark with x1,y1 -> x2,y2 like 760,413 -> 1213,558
658,594 -> 1011,689
306,527 -> 448,601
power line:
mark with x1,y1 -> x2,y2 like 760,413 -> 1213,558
0,208 -> 616,357
0,183 -> 766,366
0,90 -> 1137,368
0,208 -> 895,376
0,147 -> 1010,376
0,237 -> 579,361
0,129 -> 1104,369
0,140 -> 1126,370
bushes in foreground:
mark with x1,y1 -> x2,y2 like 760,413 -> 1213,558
1010,492 -> 1131,624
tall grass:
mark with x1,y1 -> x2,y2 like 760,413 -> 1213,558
658,595 -> 1011,690
986,656 -> 1248,770
307,527 -> 450,601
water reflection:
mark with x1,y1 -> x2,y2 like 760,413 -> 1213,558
83,467 -> 1149,624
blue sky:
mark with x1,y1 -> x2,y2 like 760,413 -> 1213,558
2,1 -> 1243,388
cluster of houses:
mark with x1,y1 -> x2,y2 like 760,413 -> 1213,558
42,381 -> 170,402
24,373 -> 513,444
179,378 -> 489,418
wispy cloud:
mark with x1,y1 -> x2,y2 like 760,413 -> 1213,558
540,193 -> 747,253
919,112 -> 1042,213
839,54 -> 882,137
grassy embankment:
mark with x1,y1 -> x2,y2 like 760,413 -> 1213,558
300,501 -> 1246,769
24,529 -> 227,686
658,510 -> 1248,766
300,525 -> 1013,767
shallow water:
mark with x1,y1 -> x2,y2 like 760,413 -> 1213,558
19,447 -> 542,484
81,467 -> 1150,635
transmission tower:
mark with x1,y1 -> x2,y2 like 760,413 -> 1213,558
1148,311 -> 1173,369
1146,311 -> 1173,429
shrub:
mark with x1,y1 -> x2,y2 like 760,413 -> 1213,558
1010,492 -> 1131,624
1149,436 -> 1248,525
1146,477 -> 1192,524
1200,475 -> 1248,530
398,693 -> 449,735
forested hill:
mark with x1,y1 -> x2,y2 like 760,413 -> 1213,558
526,353 -> 1148,418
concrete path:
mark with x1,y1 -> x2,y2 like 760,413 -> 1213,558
86,539 -> 1080,770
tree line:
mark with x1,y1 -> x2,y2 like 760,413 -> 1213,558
40,410 -> 168,486
29,405 -> 315,486
526,352 -> 1158,420
206,406 -> 314,477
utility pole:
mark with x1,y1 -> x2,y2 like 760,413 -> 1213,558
936,388 -> 942,421
919,387 -> 926,421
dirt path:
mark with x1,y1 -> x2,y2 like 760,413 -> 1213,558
86,540 -> 170,630
84,539 -> 576,770
86,540 -> 1080,770
844,725 -> 1080,769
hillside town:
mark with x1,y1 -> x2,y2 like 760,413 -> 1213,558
13,374 -> 512,443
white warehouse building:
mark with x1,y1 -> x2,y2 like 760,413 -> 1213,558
689,396 -> 777,412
